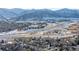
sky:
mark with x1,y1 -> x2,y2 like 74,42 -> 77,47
0,0 -> 79,9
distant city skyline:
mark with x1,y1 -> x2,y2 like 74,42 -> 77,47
0,0 -> 79,9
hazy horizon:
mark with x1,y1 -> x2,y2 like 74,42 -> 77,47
0,8 -> 79,11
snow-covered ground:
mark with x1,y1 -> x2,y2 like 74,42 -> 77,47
0,22 -> 77,41
0,30 -> 27,40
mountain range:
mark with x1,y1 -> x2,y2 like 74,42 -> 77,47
0,8 -> 79,21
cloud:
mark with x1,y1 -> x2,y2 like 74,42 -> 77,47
0,0 -> 79,9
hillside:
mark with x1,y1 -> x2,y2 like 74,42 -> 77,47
0,8 -> 79,21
